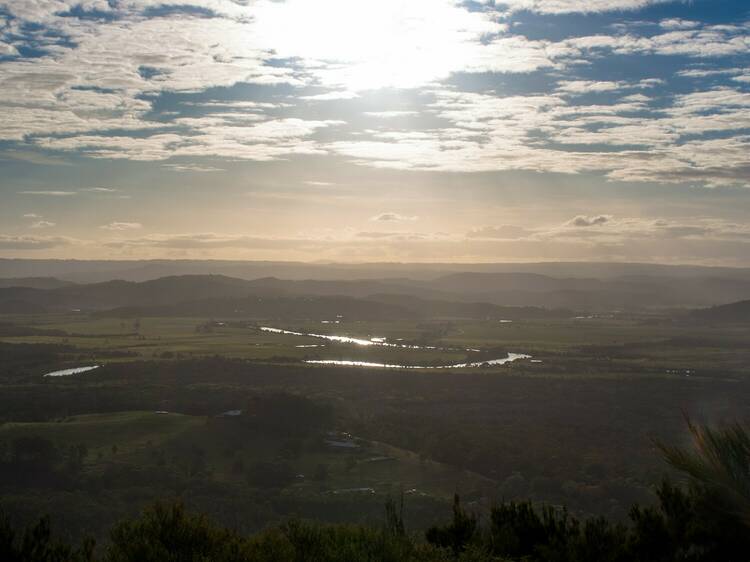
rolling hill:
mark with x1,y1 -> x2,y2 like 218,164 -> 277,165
691,300 -> 750,324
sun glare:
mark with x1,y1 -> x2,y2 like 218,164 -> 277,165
254,0 -> 502,90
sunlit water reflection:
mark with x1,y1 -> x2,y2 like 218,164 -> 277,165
44,365 -> 100,377
259,326 -> 531,369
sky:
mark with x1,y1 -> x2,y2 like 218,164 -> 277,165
0,0 -> 749,265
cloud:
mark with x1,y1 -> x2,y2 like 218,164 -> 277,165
34,119 -> 344,161
22,213 -> 41,219
0,235 -> 72,250
557,78 -> 663,95
101,222 -> 143,231
19,190 -> 77,196
556,23 -> 750,59
304,181 -> 335,187
162,164 -> 225,173
536,216 -> 750,244
356,231 -> 429,240
182,101 -> 290,110
364,111 -> 419,118
621,93 -> 651,103
466,225 -> 534,239
30,220 -> 56,229
566,215 -> 613,227
0,150 -> 73,166
79,187 -> 118,193
329,83 -> 750,187
677,67 -> 745,78
660,18 -> 700,30
0,41 -> 17,56
103,233 -> 312,250
557,80 -> 627,94
495,0 -> 674,14
370,212 -> 419,222
0,5 -> 301,151
301,91 -> 359,101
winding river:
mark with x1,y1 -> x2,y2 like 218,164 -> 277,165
259,326 -> 531,369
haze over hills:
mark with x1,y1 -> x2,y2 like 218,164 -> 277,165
0,274 -> 566,319
3,259 -> 750,284
0,277 -> 74,290
3,267 -> 750,315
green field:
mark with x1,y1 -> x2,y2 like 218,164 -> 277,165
2,311 -> 748,380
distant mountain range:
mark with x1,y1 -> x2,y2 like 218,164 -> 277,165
2,258 -> 750,284
2,265 -> 750,316
0,274 -> 570,318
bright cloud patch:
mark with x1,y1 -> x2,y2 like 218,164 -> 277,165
253,0 -> 503,90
